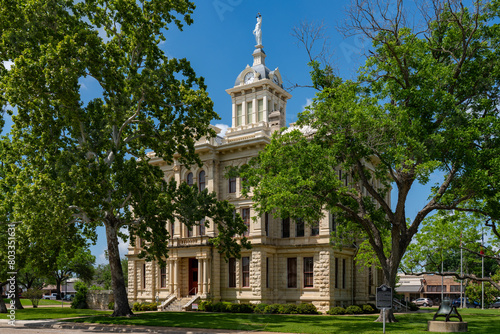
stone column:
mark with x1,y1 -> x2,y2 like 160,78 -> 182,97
173,259 -> 179,297
252,94 -> 257,123
169,260 -> 174,294
263,95 -> 268,122
197,258 -> 202,294
203,258 -> 208,296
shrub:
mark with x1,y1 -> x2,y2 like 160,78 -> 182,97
198,300 -> 213,312
108,301 -> 114,310
132,302 -> 158,311
23,288 -> 44,308
212,301 -> 232,313
327,306 -> 346,315
279,303 -> 298,314
296,303 -> 318,314
345,305 -> 363,314
361,304 -> 375,314
71,281 -> 89,309
408,302 -> 419,311
88,285 -> 104,291
229,303 -> 254,313
254,303 -> 269,314
264,303 -> 282,314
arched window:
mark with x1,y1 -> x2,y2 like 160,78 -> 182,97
186,172 -> 193,186
228,177 -> 236,193
198,170 -> 206,191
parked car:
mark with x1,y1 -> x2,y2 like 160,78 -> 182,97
413,298 -> 433,307
62,294 -> 75,301
488,297 -> 500,309
42,293 -> 58,300
452,297 -> 480,308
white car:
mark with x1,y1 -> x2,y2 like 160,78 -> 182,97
43,293 -> 58,300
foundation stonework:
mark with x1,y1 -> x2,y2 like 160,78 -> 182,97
127,40 -> 386,313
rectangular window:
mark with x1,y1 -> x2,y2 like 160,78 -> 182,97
282,218 -> 290,238
229,177 -> 236,193
334,257 -> 338,289
258,99 -> 264,121
241,208 -> 250,236
228,258 -> 236,287
311,221 -> 319,236
266,257 -> 269,288
246,101 -> 253,124
142,263 -> 146,289
450,285 -> 461,292
199,218 -> 205,236
265,213 -> 269,236
236,104 -> 242,126
342,258 -> 346,289
242,257 -> 250,287
296,218 -> 304,237
160,266 -> 167,288
368,267 -> 373,295
329,213 -> 336,232
287,258 -> 297,288
304,257 -> 314,288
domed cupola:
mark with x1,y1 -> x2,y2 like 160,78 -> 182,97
225,14 -> 291,138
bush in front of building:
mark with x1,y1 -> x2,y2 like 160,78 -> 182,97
279,303 -> 298,314
327,306 -> 346,315
228,303 -> 254,313
198,300 -> 213,312
212,301 -> 232,313
345,305 -> 363,314
132,302 -> 158,311
263,303 -> 282,314
296,303 -> 319,314
253,303 -> 269,314
361,304 -> 375,314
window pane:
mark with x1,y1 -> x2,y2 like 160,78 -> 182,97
258,99 -> 264,121
241,208 -> 250,236
199,218 -> 205,236
246,101 -> 253,124
236,104 -> 242,126
287,258 -> 297,288
265,213 -> 269,236
282,218 -> 290,238
229,258 -> 236,287
229,177 -> 236,193
187,172 -> 193,186
198,170 -> 205,191
160,266 -> 166,288
296,218 -> 304,237
311,221 -> 319,236
304,257 -> 313,288
242,257 -> 250,287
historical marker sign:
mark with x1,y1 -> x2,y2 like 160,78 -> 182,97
376,284 -> 393,309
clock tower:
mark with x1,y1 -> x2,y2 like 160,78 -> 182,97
225,26 -> 292,140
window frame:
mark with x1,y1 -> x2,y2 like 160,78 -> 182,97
303,257 -> 314,288
198,170 -> 206,192
296,218 -> 305,237
160,266 -> 167,288
282,217 -> 290,238
228,258 -> 236,288
241,208 -> 250,236
228,177 -> 236,193
186,172 -> 193,187
242,256 -> 250,287
287,257 -> 297,288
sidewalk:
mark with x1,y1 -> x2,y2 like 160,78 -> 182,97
0,319 -> 291,334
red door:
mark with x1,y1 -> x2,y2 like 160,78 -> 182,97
188,258 -> 198,295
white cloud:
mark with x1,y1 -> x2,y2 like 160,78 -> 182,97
302,98 -> 313,112
2,60 -> 14,71
214,123 -> 229,137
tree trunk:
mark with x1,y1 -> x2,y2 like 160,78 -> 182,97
56,279 -> 62,300
375,307 -> 397,323
374,273 -> 398,323
14,283 -> 23,310
105,220 -> 133,317
0,283 -> 7,313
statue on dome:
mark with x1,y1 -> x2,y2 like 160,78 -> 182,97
253,13 -> 262,46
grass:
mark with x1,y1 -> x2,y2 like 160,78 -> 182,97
3,298 -> 69,306
1,307 -> 111,320
63,308 -> 500,334
3,306 -> 499,333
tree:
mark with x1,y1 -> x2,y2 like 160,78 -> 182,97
0,0 -> 249,316
23,288 -> 44,308
239,0 -> 500,322
93,259 -> 128,290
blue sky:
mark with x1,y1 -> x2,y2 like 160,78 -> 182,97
2,0 -> 439,264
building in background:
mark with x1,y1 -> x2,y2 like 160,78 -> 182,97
127,30 -> 384,313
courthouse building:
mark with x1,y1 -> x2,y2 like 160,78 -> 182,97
127,37 -> 384,313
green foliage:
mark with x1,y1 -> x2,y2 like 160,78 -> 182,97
23,288 -> 44,308
253,303 -> 269,314
345,305 -> 363,314
228,303 -> 254,313
131,302 -> 158,312
108,301 -> 114,310
361,304 -> 375,314
279,303 -> 298,314
71,281 -> 88,309
296,303 -> 319,314
327,307 -> 346,315
264,304 -> 282,314
89,285 -> 104,291
466,282 -> 500,307
212,302 -> 232,313
198,300 -> 213,312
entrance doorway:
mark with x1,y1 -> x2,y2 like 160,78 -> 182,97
188,258 -> 198,295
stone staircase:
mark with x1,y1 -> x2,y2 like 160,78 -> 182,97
163,297 -> 193,312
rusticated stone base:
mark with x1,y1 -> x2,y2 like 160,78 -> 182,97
428,321 -> 468,332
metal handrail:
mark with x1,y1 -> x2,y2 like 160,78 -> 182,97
188,287 -> 198,295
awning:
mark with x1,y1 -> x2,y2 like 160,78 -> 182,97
396,285 -> 423,293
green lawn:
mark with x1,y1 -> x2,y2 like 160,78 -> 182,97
3,298 -> 69,306
1,307 -> 111,320
62,308 -> 500,334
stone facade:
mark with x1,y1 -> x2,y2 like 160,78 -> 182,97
127,41 -> 385,314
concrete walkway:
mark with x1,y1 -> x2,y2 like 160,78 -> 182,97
0,320 -> 291,334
